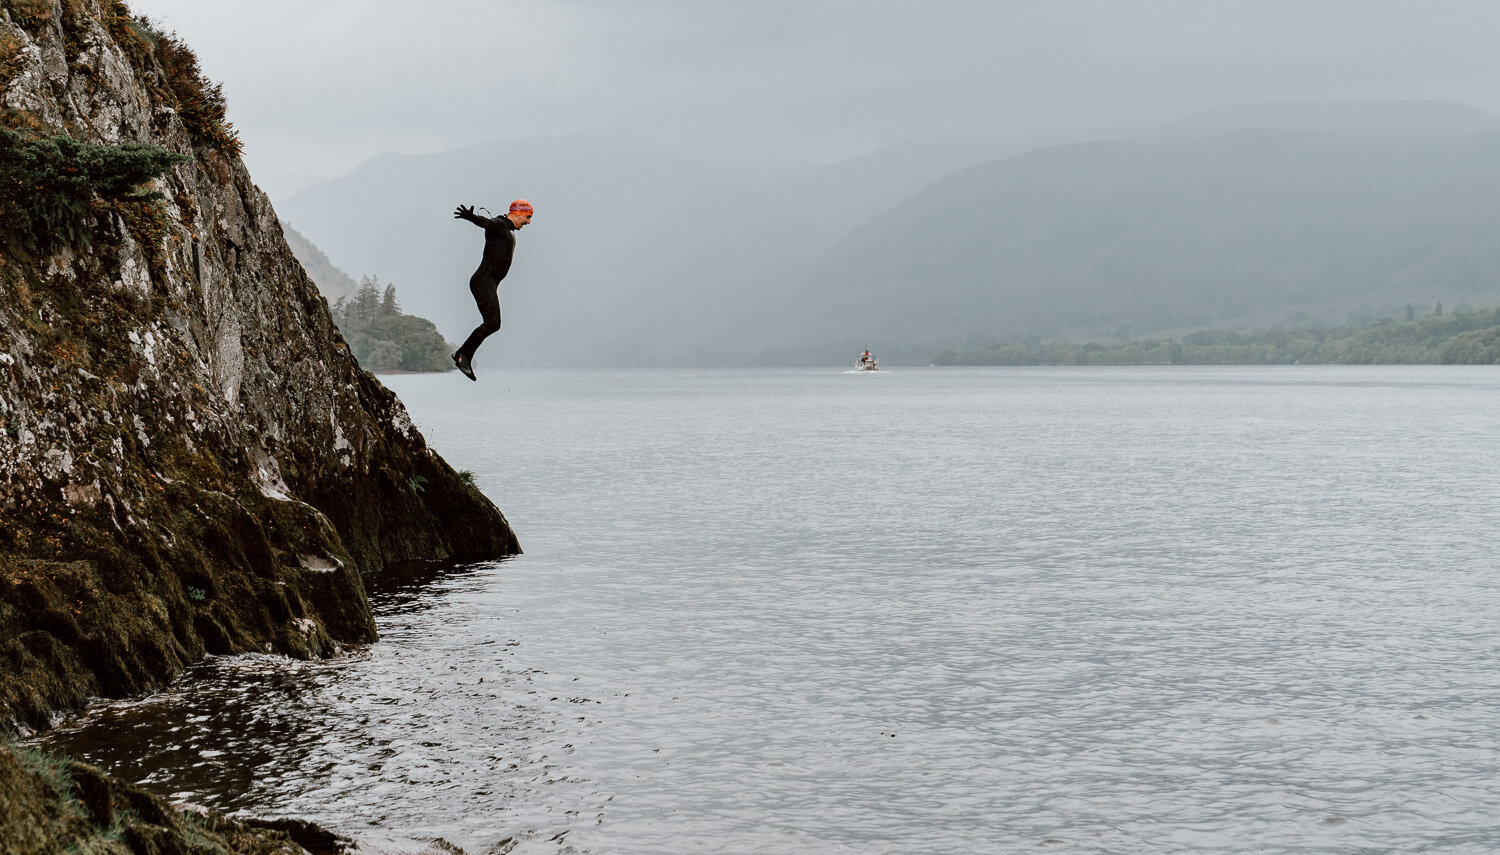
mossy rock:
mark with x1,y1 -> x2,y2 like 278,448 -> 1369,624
0,741 -> 341,854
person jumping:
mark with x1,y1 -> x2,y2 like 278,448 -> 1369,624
451,199 -> 534,380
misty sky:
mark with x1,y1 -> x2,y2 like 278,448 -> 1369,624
130,0 -> 1500,201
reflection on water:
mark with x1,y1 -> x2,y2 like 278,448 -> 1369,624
368,558 -> 489,615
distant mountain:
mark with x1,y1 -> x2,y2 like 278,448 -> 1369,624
277,134 -> 1019,366
280,220 -> 359,302
1142,100 -> 1500,144
278,134 -> 817,367
788,129 -> 1500,358
757,138 -> 1018,249
277,103 -> 1500,366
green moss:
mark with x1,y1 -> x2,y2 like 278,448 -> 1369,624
180,824 -> 229,855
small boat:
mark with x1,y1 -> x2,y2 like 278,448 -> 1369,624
855,349 -> 879,371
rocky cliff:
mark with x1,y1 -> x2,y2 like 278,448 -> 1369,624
0,0 -> 519,845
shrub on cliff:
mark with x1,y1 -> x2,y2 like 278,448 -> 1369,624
332,276 -> 455,372
98,0 -> 242,157
153,31 -> 242,157
0,127 -> 186,256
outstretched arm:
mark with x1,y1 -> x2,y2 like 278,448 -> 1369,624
453,204 -> 498,228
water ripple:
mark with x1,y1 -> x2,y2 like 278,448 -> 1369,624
37,367 -> 1500,854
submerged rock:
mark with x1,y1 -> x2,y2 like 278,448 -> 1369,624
0,0 -> 519,847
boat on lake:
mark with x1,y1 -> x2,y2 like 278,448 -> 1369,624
855,349 -> 879,371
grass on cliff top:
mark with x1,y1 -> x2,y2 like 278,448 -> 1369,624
100,0 -> 243,157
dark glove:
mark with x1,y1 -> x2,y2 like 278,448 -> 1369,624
454,204 -> 475,220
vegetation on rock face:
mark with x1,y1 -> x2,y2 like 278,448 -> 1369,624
933,305 -> 1500,365
2,0 -> 53,32
152,30 -> 242,157
0,127 -> 187,256
332,276 -> 456,372
95,0 -> 244,156
0,29 -> 20,85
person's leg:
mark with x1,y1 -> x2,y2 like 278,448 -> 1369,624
453,281 -> 502,378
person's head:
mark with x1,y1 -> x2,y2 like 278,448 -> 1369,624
507,199 -> 534,228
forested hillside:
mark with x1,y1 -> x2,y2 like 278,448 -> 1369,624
331,277 -> 453,372
934,305 -> 1500,365
789,130 -> 1500,361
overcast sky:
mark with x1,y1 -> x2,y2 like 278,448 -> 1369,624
129,0 -> 1500,201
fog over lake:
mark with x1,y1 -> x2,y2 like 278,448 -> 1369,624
125,2 -> 1500,200
119,3 -> 1500,367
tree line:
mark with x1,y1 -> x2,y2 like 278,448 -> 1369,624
331,277 -> 453,372
933,306 -> 1500,366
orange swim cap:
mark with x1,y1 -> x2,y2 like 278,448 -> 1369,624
509,199 -> 534,215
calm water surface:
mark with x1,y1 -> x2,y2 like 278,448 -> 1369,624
38,366 -> 1500,853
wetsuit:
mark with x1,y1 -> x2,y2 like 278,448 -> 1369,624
454,209 -> 518,363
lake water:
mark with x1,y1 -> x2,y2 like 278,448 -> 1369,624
36,366 -> 1500,854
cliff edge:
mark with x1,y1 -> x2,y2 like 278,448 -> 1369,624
0,0 -> 518,737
